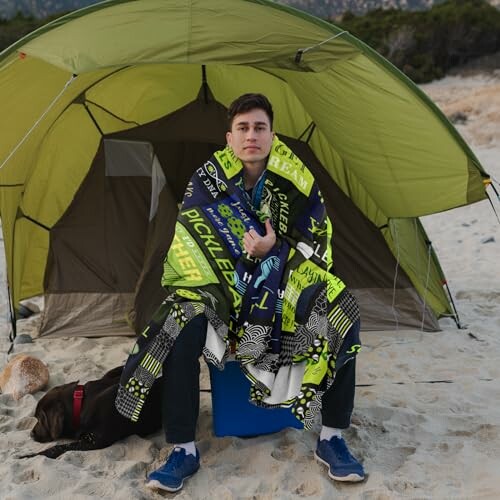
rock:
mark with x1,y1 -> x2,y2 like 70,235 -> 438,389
448,111 -> 468,125
0,354 -> 49,400
13,334 -> 33,345
481,236 -> 495,244
17,305 -> 34,319
17,303 -> 38,319
22,300 -> 41,314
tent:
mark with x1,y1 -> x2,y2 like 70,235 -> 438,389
0,0 -> 491,339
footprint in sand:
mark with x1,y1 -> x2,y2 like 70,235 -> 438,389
294,478 -> 321,497
14,468 -> 40,484
271,445 -> 296,461
365,445 -> 417,478
387,477 -> 422,495
437,441 -> 464,454
476,423 -> 497,441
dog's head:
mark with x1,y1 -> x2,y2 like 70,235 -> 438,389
31,383 -> 75,442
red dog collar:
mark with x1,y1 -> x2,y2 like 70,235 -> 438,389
72,384 -> 85,430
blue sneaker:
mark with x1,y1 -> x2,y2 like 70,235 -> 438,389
146,447 -> 200,492
315,436 -> 365,482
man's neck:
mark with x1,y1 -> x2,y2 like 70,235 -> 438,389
243,160 -> 266,189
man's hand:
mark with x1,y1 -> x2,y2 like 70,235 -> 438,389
243,219 -> 276,258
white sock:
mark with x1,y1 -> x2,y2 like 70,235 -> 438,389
175,441 -> 197,457
320,426 -> 342,442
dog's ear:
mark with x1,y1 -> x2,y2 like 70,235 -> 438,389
48,401 -> 65,440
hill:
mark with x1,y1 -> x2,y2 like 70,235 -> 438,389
1,0 -> 499,20
282,0 -> 500,18
0,1 -> 96,20
338,0 -> 500,82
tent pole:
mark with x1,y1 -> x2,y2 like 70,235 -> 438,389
390,220 -> 400,331
484,190 -> 500,225
443,280 -> 464,329
419,242 -> 432,331
5,208 -> 18,353
427,230 -> 464,330
83,103 -> 104,135
6,279 -> 16,354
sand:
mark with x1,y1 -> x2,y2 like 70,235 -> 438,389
0,71 -> 499,499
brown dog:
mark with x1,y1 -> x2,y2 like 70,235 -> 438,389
21,365 -> 163,459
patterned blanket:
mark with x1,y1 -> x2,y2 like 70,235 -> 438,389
115,136 -> 360,428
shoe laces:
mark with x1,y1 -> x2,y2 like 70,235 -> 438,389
164,447 -> 187,472
329,437 -> 354,462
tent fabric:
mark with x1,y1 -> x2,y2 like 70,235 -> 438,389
41,292 -> 134,337
40,97 -> 439,335
0,0 -> 489,338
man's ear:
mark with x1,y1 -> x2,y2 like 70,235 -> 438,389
226,131 -> 232,146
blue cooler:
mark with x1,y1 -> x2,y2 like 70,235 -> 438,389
208,360 -> 304,437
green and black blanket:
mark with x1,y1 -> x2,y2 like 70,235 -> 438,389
116,136 -> 360,428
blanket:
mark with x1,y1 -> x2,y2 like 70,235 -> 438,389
115,136 -> 360,428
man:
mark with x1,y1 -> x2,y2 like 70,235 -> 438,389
116,94 -> 364,492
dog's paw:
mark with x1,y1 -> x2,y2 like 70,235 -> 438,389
17,452 -> 39,459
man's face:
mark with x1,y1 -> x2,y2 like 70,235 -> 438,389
226,108 -> 274,168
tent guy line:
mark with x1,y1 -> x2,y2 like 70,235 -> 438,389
0,74 -> 76,172
295,30 -> 348,64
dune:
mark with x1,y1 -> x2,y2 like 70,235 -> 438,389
1,71 -> 499,499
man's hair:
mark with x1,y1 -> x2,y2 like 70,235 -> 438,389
227,93 -> 274,130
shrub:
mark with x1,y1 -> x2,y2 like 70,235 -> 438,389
338,0 -> 500,82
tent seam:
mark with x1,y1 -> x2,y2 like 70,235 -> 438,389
187,0 -> 192,64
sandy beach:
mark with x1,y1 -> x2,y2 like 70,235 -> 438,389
1,71 -> 499,499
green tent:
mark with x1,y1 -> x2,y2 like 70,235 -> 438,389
0,0 -> 490,338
